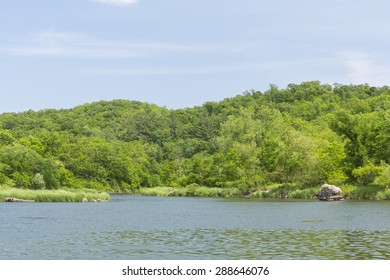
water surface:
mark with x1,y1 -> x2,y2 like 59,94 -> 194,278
0,195 -> 389,259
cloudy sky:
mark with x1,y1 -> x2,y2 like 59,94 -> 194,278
1,0 -> 389,112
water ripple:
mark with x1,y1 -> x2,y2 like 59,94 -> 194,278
16,228 -> 386,260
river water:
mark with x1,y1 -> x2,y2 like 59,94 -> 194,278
0,195 -> 389,259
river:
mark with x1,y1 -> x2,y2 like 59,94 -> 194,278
0,195 -> 389,259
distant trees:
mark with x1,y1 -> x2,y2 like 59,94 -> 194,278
0,82 -> 389,193
0,143 -> 66,189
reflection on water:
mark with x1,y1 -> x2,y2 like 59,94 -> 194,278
0,196 -> 389,260
2,228 -> 389,260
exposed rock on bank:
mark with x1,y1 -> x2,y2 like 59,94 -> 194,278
318,184 -> 343,201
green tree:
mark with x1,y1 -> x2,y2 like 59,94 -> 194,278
0,129 -> 15,146
30,173 -> 46,190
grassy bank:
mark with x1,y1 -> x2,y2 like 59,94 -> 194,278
0,187 -> 110,202
247,186 -> 319,199
340,184 -> 390,200
136,184 -> 390,200
136,185 -> 316,199
137,186 -> 242,198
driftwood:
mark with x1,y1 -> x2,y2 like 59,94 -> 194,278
4,197 -> 35,203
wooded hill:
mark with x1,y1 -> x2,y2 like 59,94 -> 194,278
1,81 -> 389,195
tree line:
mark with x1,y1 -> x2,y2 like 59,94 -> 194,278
0,81 -> 389,194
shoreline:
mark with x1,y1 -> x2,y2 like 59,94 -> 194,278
0,187 -> 110,203
2,185 -> 389,202
130,185 -> 390,200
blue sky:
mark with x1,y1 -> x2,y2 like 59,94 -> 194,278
1,0 -> 389,113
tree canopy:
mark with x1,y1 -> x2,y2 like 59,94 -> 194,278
1,81 -> 389,193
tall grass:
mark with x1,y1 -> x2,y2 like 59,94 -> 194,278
290,188 -> 318,199
138,187 -> 174,197
138,186 -> 241,198
139,184 -> 318,199
341,184 -> 384,200
137,184 -> 389,200
248,184 -> 318,199
0,187 -> 110,202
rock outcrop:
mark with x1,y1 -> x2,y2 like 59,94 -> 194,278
318,184 -> 343,201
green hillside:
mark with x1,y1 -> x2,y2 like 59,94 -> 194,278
1,81 -> 389,199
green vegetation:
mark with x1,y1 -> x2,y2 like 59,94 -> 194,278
340,184 -> 387,200
137,185 -> 241,197
0,81 -> 389,199
0,185 -> 110,202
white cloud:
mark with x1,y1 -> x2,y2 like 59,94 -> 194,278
340,51 -> 390,86
2,30 -> 250,59
3,31 -> 181,59
81,59 -> 330,76
93,0 -> 137,6
3,31 -> 141,59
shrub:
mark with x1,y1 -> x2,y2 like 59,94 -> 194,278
374,162 -> 390,188
352,163 -> 383,186
30,173 -> 46,190
376,189 -> 390,200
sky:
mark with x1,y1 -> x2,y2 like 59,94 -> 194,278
1,0 -> 390,113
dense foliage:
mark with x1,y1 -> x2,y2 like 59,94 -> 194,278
1,81 -> 389,196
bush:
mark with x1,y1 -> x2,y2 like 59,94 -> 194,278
348,185 -> 383,200
376,189 -> 390,200
352,163 -> 383,186
30,173 -> 46,190
374,162 -> 390,188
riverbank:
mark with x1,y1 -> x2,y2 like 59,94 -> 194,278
135,184 -> 390,200
0,187 -> 110,202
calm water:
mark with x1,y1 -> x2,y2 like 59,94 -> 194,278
0,195 -> 389,259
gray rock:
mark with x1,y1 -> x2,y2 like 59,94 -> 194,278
318,184 -> 342,200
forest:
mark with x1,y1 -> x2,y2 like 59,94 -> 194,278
1,81 -> 389,199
